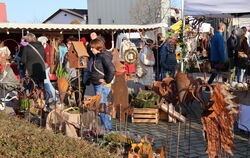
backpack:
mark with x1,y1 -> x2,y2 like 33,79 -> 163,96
119,40 -> 138,64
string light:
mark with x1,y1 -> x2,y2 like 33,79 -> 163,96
60,31 -> 63,34
6,30 -> 9,35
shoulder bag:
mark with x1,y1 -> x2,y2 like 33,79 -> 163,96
28,44 -> 48,68
93,61 -> 115,84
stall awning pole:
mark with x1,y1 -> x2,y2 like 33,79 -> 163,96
111,30 -> 116,50
180,0 -> 185,72
78,29 -> 81,41
182,0 -> 185,31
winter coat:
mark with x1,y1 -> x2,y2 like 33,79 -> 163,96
21,42 -> 46,83
210,31 -> 227,63
90,50 -> 115,85
137,46 -> 155,86
238,36 -> 249,69
227,35 -> 239,58
160,43 -> 177,73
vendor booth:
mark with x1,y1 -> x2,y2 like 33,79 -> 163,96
181,1 -> 250,158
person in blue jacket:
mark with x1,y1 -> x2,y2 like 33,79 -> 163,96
160,39 -> 177,80
207,23 -> 228,85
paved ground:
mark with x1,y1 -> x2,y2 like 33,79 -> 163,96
85,75 -> 250,158
112,117 -> 250,158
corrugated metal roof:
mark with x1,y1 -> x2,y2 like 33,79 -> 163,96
0,23 -> 168,31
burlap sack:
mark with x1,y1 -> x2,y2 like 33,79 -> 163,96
46,109 -> 97,138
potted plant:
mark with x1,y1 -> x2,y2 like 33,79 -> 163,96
56,64 -> 68,104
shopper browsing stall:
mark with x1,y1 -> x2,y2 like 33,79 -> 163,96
160,39 -> 177,79
90,38 -> 115,131
21,33 -> 46,88
207,23 -> 228,85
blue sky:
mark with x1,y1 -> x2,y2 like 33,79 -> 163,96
1,0 -> 87,23
2,0 -> 181,23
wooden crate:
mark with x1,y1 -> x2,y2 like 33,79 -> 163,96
132,108 -> 159,124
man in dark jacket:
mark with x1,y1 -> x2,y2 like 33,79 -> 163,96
21,33 -> 46,87
227,30 -> 239,83
152,33 -> 164,81
207,23 -> 228,86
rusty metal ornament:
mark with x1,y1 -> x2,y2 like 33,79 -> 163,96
152,74 -> 238,158
112,73 -> 129,123
201,84 -> 238,158
124,49 -> 138,64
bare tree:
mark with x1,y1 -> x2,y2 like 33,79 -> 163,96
130,0 -> 170,24
31,16 -> 45,24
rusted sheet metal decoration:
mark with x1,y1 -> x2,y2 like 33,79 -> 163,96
112,73 -> 129,123
175,72 -> 191,103
153,78 -> 178,105
152,72 -> 238,158
201,84 -> 238,158
112,48 -> 125,73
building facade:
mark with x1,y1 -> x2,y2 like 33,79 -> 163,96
87,0 -> 138,24
43,9 -> 88,24
87,0 -> 172,25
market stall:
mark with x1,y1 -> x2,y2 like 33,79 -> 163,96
179,1 -> 250,158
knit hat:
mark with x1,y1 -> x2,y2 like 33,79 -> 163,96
38,36 -> 48,48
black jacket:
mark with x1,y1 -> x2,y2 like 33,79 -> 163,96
90,50 -> 115,85
21,42 -> 46,83
227,35 -> 239,58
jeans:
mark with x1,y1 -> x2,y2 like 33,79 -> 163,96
44,68 -> 57,101
93,84 -> 111,107
237,69 -> 246,83
99,113 -> 112,131
93,84 -> 112,131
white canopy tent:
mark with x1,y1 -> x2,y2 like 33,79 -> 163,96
0,22 -> 168,50
184,0 -> 250,17
0,23 -> 168,32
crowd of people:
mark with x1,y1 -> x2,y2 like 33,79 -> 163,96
206,23 -> 250,88
0,32 -> 116,131
0,24 -> 249,130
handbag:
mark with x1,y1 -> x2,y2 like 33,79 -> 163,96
238,51 -> 248,58
28,44 -> 48,69
214,63 -> 225,70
